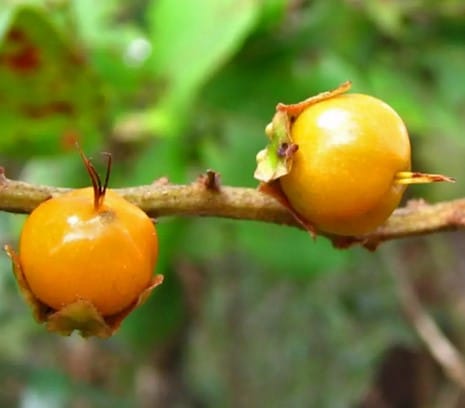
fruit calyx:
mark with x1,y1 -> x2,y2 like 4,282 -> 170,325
5,243 -> 163,338
254,81 -> 351,183
395,171 -> 455,185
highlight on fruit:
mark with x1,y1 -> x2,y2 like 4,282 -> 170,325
4,147 -> 163,338
254,81 -> 455,237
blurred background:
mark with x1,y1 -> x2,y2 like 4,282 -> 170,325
1,0 -> 465,406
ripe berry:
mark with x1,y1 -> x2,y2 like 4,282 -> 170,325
18,151 -> 159,317
255,83 -> 454,236
280,93 -> 411,236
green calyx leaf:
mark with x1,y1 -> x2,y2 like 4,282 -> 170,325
254,110 -> 297,182
254,81 -> 353,183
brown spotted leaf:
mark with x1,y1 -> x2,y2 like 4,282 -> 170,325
0,5 -> 104,155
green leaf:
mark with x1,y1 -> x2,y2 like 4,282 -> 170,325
69,0 -> 118,45
148,0 -> 260,127
236,222 -> 351,278
0,5 -> 104,155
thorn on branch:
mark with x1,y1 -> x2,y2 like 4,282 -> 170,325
152,177 -> 169,186
198,170 -> 221,192
0,167 -> 7,186
405,198 -> 428,210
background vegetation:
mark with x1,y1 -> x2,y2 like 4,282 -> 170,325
1,0 -> 465,406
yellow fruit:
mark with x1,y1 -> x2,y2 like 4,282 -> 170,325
280,93 -> 411,236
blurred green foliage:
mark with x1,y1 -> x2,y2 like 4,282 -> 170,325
0,0 -> 464,406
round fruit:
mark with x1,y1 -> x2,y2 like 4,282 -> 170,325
19,157 -> 158,316
280,93 -> 411,236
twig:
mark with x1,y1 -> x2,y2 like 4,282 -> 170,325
0,169 -> 464,247
385,250 -> 465,389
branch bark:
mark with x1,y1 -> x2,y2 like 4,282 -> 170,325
0,170 -> 463,248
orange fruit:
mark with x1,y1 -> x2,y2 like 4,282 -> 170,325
19,154 -> 158,316
280,93 -> 411,236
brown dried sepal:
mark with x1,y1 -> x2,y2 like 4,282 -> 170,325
258,181 -> 318,237
395,171 -> 455,185
4,245 -> 163,338
329,235 -> 379,251
276,80 -> 352,119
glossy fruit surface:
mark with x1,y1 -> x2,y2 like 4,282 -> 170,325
19,187 -> 158,316
280,93 -> 411,236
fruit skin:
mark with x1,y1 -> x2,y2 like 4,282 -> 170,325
280,93 -> 411,236
19,187 -> 158,316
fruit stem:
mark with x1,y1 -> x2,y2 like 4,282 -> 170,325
395,171 -> 455,185
78,146 -> 112,211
